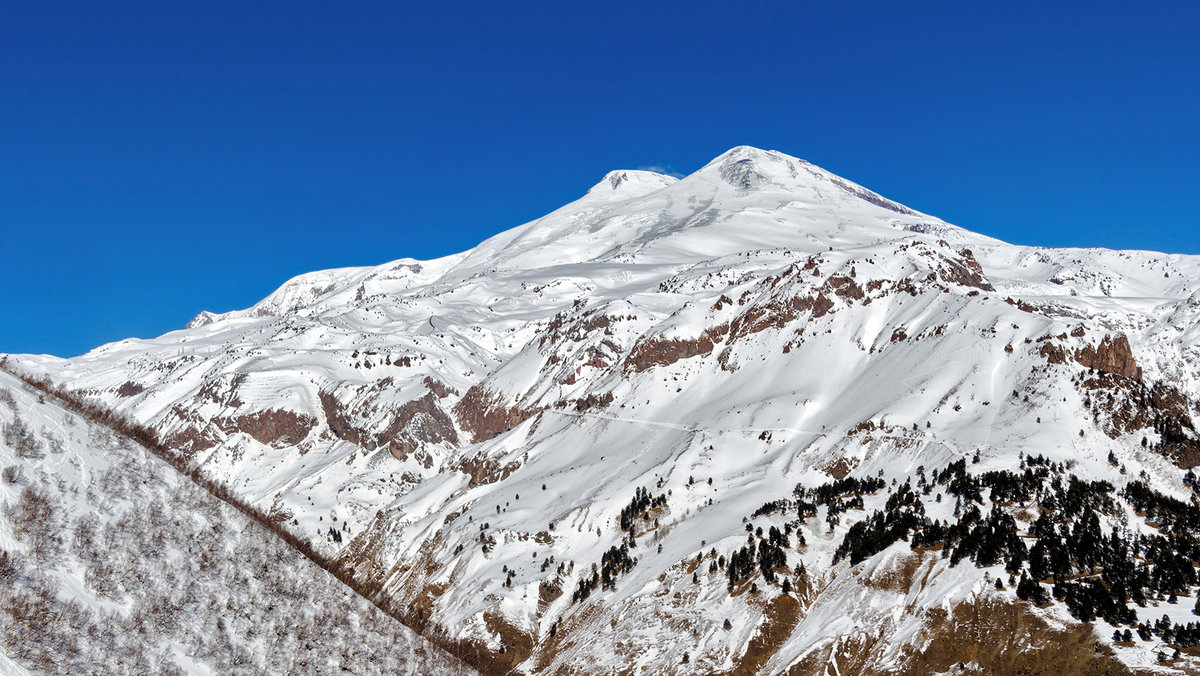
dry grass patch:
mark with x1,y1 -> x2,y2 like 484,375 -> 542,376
720,593 -> 804,676
898,596 -> 1134,676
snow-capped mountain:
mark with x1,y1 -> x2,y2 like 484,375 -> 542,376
7,145 -> 1200,673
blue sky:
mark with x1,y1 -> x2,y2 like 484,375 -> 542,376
2,2 -> 1197,357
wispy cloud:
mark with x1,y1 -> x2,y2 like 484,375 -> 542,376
637,165 -> 685,179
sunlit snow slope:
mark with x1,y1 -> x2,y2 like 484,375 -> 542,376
8,146 -> 1200,674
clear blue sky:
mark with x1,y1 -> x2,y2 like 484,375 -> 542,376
2,2 -> 1197,357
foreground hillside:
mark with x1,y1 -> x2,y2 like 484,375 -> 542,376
0,371 -> 471,675
8,146 -> 1200,673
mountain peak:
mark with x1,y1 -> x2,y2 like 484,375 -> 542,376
694,145 -> 811,192
585,170 -> 677,199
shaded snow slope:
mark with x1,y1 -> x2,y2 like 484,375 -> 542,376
0,372 -> 472,675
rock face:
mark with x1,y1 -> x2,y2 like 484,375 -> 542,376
9,146 -> 1200,675
452,385 -> 539,444
320,389 -> 367,446
625,334 -> 716,372
1076,334 -> 1143,380
383,393 -> 457,462
219,408 -> 316,447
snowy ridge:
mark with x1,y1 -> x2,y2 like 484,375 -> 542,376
0,371 -> 472,674
7,146 -> 1200,674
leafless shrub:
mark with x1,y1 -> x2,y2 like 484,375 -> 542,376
2,465 -> 22,484
0,549 -> 16,581
0,367 -> 470,675
7,486 -> 63,564
3,416 -> 43,459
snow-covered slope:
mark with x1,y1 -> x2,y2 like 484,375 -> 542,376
0,372 -> 472,675
7,145 -> 1200,674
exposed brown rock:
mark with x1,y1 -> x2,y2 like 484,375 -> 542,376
571,391 -> 614,412
941,248 -> 994,291
455,452 -> 523,487
319,389 -> 367,446
820,456 -> 858,480
453,385 -> 539,443
162,425 -> 219,454
218,408 -> 316,447
811,292 -> 834,318
537,581 -> 563,612
729,296 -> 811,342
538,309 -> 618,349
1004,297 -> 1040,314
482,611 -> 535,673
115,381 -> 144,397
1039,342 -> 1069,364
720,593 -> 804,676
895,596 -> 1132,676
626,333 -> 717,372
422,376 -> 457,399
198,373 -> 246,408
1076,334 -> 1142,381
1077,370 -> 1200,468
827,275 -> 864,300
379,393 -> 458,462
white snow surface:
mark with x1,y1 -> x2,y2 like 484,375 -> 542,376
7,145 -> 1200,673
0,372 -> 472,675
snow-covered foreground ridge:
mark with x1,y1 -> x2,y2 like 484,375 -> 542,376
8,145 -> 1200,674
0,371 -> 472,674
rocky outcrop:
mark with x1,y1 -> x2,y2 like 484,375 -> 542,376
161,404 -> 220,454
727,291 -> 831,344
453,385 -> 540,444
422,376 -> 457,399
379,393 -> 458,463
1076,334 -> 1142,380
625,334 -> 716,372
320,390 -> 368,446
1038,342 -> 1069,364
456,452 -> 523,487
197,373 -> 246,409
940,248 -> 994,291
115,381 -> 144,397
826,274 -> 864,300
1078,369 -> 1200,467
218,408 -> 317,447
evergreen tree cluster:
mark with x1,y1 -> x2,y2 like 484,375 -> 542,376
714,524 -> 795,591
1123,480 -> 1200,532
751,498 -> 791,519
802,455 -> 1200,651
1016,573 -> 1051,605
725,545 -> 756,588
794,475 -> 885,508
758,526 -> 789,583
790,475 -> 885,525
708,449 -> 1200,653
832,483 -> 924,565
1154,617 -> 1200,648
1053,578 -> 1137,625
572,540 -> 638,603
618,486 -> 666,532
